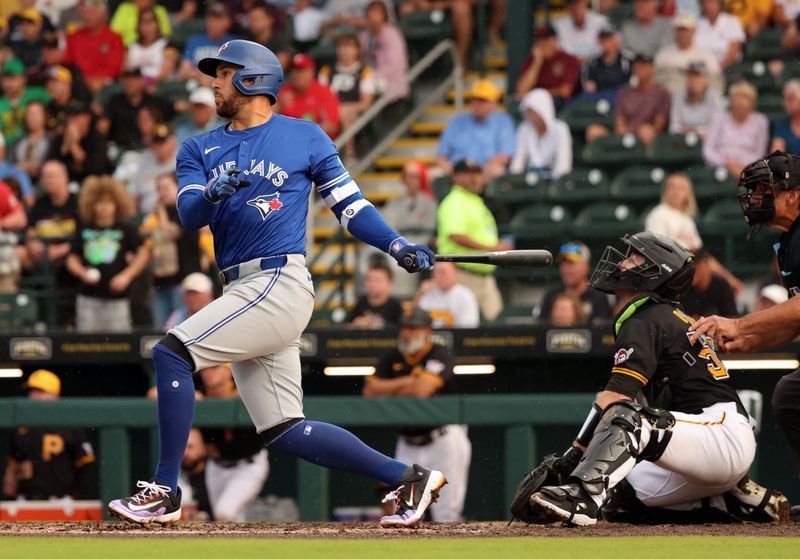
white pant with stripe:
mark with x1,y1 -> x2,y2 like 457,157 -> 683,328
628,401 -> 756,507
170,254 -> 314,432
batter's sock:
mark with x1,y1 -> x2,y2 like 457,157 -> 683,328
152,344 -> 196,492
269,420 -> 410,485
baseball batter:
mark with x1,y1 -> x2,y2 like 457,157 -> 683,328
519,233 -> 787,526
109,40 -> 445,528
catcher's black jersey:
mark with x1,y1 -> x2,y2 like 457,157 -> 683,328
775,215 -> 800,298
8,427 -> 95,499
605,296 -> 746,416
372,342 -> 455,436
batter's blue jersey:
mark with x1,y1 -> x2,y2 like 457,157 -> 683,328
175,115 -> 393,270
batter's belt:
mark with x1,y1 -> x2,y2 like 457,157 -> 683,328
218,255 -> 289,286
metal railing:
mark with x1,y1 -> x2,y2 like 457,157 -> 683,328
307,40 -> 463,304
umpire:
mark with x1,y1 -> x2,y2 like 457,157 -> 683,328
691,150 -> 800,520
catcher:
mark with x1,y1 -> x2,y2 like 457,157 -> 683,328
511,232 -> 790,526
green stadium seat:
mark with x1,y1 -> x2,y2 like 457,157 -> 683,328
724,61 -> 779,92
606,2 -> 634,26
744,28 -> 785,63
492,304 -> 535,325
432,175 -> 452,202
558,98 -> 614,134
308,41 -> 337,69
758,92 -> 786,123
699,199 -> 774,277
487,173 -> 548,208
684,165 -> 738,205
0,292 -> 38,332
574,203 -> 643,258
546,168 -> 610,206
646,133 -> 703,168
508,203 -> 573,249
581,134 -> 646,170
398,10 -> 454,42
609,166 -> 668,206
95,81 -> 122,108
156,81 -> 190,103
170,18 -> 205,51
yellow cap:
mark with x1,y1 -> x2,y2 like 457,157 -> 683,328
47,64 -> 73,84
22,369 -> 61,395
469,79 -> 503,102
19,8 -> 43,25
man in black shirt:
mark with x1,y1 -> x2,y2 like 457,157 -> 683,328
692,151 -> 800,521
346,258 -> 403,329
539,241 -> 612,323
581,25 -> 631,100
2,369 -> 97,501
363,308 -> 469,522
523,232 -> 787,526
680,249 -> 738,318
46,101 -> 111,182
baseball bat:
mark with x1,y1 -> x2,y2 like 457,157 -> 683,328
402,249 -> 553,269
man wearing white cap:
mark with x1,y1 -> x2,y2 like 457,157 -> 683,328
654,11 -> 722,96
176,88 -> 222,144
163,273 -> 215,332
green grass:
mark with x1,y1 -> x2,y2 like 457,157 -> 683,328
3,537 -> 800,559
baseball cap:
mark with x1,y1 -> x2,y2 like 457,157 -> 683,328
291,53 -> 316,71
65,100 -> 91,115
673,11 -> 697,29
2,58 -> 25,76
401,307 -> 433,328
453,158 -> 482,173
687,61 -> 709,75
189,86 -> 216,108
534,23 -> 557,40
632,52 -> 655,64
598,24 -> 618,38
47,64 -> 72,83
22,369 -> 61,396
760,284 -> 789,305
182,272 -> 213,293
206,2 -> 228,17
42,31 -> 60,48
468,79 -> 502,102
558,241 -> 591,263
19,8 -> 43,25
152,123 -> 174,142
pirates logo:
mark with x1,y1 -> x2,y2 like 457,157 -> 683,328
247,192 -> 284,221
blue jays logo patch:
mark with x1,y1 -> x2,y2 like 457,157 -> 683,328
247,193 -> 283,220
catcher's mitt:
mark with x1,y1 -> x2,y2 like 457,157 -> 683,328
509,448 -> 582,523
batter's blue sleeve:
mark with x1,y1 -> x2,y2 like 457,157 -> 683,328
175,139 -> 218,230
308,126 -> 400,253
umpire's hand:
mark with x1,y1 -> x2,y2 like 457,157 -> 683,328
204,168 -> 252,202
390,238 -> 435,273
688,315 -> 741,345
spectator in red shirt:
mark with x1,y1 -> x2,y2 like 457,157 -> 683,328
515,24 -> 580,108
63,0 -> 125,94
0,179 -> 27,232
276,53 -> 340,139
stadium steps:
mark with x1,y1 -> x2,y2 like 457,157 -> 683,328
374,138 -> 439,171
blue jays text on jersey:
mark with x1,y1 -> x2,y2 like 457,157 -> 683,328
175,114 -> 398,270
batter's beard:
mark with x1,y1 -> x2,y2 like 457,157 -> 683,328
216,93 -> 248,119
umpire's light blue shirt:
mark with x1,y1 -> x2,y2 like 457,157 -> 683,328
436,110 -> 516,166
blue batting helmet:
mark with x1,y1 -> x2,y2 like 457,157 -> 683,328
198,40 -> 283,103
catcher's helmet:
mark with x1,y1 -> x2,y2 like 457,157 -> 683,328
589,232 -> 695,302
738,150 -> 800,239
198,40 -> 283,103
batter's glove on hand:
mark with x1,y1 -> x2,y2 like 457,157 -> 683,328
390,238 -> 435,272
204,168 -> 252,202
509,446 -> 584,524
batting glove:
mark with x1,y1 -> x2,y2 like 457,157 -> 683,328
390,238 -> 435,273
204,168 -> 252,203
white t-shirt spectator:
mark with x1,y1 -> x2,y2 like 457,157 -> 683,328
695,14 -> 745,63
509,89 -> 572,178
777,0 -> 800,20
126,37 -> 168,81
645,203 -> 703,250
554,11 -> 609,60
419,285 -> 480,328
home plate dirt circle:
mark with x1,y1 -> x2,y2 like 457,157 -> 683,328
2,522 -> 800,538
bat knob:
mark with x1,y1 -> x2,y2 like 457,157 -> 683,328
402,254 -> 416,269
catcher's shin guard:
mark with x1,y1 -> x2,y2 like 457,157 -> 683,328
571,401 -> 674,498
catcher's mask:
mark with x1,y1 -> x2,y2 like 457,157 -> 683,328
738,150 -> 800,239
589,232 -> 695,302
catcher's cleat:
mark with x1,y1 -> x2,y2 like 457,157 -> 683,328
379,464 -> 447,528
723,476 -> 791,523
108,479 -> 182,525
530,483 -> 599,526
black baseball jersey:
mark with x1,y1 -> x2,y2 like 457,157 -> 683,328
605,296 -> 746,416
775,215 -> 800,298
372,342 -> 456,437
8,426 -> 96,499
202,426 -> 263,463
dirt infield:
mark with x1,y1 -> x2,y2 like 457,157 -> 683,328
1,521 -> 800,538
